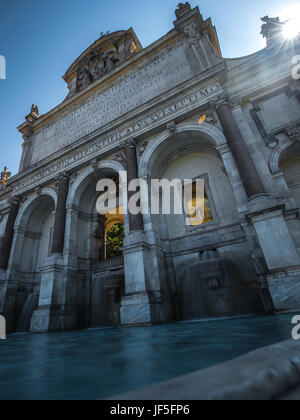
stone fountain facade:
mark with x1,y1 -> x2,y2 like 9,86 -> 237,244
0,3 -> 300,333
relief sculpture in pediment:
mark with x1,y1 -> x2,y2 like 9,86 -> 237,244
76,47 -> 121,92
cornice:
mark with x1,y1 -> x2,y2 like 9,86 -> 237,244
5,68 -> 225,198
225,46 -> 299,96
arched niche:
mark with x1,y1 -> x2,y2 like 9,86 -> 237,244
69,163 -> 127,266
20,195 -> 55,273
13,193 -> 56,332
140,127 -> 263,321
145,129 -> 239,241
279,142 -> 300,209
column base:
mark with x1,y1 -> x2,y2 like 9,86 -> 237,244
30,255 -> 77,333
266,266 -> 300,312
120,292 -> 163,326
30,308 -> 50,333
30,305 -> 77,333
248,206 -> 300,270
120,293 -> 152,326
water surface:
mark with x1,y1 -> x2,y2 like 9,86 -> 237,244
0,314 -> 293,400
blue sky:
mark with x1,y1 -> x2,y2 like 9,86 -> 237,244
0,0 -> 299,175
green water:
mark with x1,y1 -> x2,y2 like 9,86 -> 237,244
0,314 -> 294,400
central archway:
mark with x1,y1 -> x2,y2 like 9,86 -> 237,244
139,123 -> 264,321
66,160 -> 127,329
11,192 -> 56,332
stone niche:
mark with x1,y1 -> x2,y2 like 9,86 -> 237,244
63,29 -> 143,98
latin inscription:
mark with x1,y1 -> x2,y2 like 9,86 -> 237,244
31,46 -> 192,164
14,82 -> 221,193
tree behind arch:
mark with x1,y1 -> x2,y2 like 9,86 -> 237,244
106,223 -> 125,259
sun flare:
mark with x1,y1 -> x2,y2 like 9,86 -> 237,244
280,4 -> 300,39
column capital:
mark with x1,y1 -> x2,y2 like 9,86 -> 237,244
114,151 -> 127,170
55,171 -> 71,182
166,121 -> 177,135
65,203 -> 79,214
22,127 -> 34,142
8,196 -> 22,206
216,143 -> 231,155
209,94 -> 237,111
120,138 -> 137,151
21,140 -> 30,149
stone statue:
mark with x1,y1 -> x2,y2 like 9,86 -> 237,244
0,167 -> 11,186
89,50 -> 105,81
260,16 -> 285,46
104,50 -> 120,74
77,64 -> 91,90
31,105 -> 39,117
25,105 -> 39,123
175,2 -> 192,19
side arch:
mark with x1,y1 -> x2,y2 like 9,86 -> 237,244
14,188 -> 57,229
67,159 -> 126,208
139,121 -> 228,177
269,139 -> 294,175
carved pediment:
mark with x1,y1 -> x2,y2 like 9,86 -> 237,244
63,29 -> 142,97
76,47 -> 120,92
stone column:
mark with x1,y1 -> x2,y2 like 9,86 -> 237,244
124,139 -> 144,232
30,173 -> 72,333
0,198 -> 21,270
19,129 -> 33,172
119,140 -> 165,326
213,97 -> 266,200
51,173 -> 70,254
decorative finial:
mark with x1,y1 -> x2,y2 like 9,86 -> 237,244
25,104 -> 40,123
260,16 -> 285,46
31,104 -> 39,117
0,167 -> 11,186
175,2 -> 192,19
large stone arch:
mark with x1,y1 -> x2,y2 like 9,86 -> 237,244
7,190 -> 57,333
269,140 -> 300,209
139,122 -> 228,177
67,159 -> 126,208
66,159 -> 128,259
14,188 -> 57,229
141,122 -> 239,239
137,121 -> 264,322
64,159 -> 126,330
269,139 -> 294,175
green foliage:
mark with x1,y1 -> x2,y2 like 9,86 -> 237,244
106,223 -> 125,259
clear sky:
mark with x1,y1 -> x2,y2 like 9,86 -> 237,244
0,0 -> 299,175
